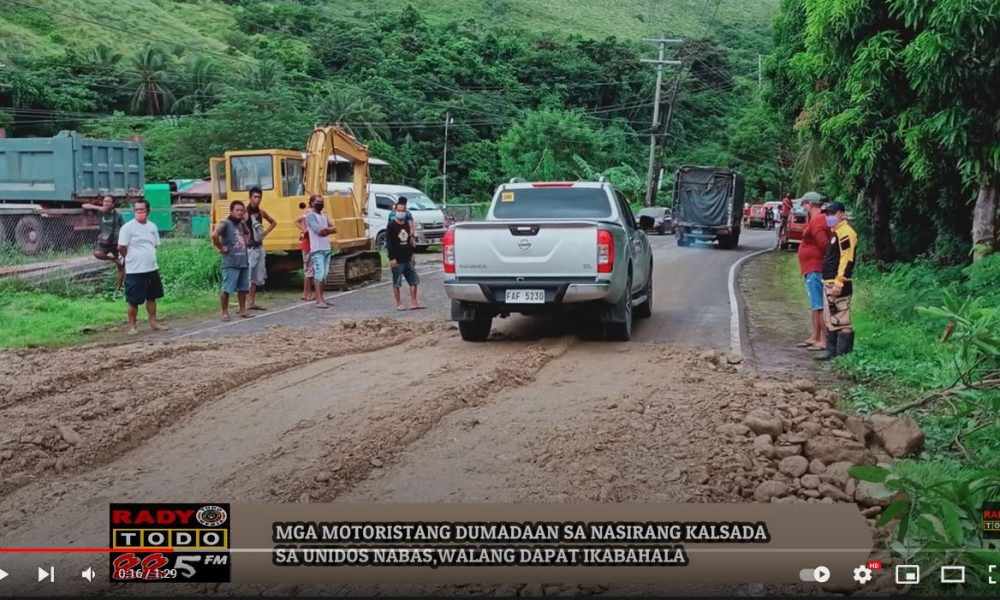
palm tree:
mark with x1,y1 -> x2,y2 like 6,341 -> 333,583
793,135 -> 828,193
242,60 -> 283,93
316,85 -> 389,142
87,44 -> 122,69
173,56 -> 223,114
127,46 -> 175,116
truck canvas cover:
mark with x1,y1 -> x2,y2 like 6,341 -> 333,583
674,167 -> 743,227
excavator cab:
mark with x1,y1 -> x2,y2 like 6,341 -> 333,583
209,127 -> 381,289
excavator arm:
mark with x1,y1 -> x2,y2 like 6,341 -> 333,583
302,125 -> 381,289
304,126 -> 370,221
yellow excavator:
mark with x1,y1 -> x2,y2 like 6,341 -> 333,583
209,126 -> 381,289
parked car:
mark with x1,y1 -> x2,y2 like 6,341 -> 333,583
327,183 -> 447,251
636,206 -> 674,235
443,179 -> 654,342
778,200 -> 807,251
746,204 -> 770,229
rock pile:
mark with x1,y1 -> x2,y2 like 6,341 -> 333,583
720,378 -> 925,518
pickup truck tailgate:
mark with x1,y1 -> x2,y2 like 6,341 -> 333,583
453,221 -> 598,279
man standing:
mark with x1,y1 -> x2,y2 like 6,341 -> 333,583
795,192 -> 831,352
211,201 -> 253,321
294,199 -> 315,302
245,186 -> 277,311
778,193 -> 793,241
387,201 -> 423,310
82,194 -> 127,290
117,200 -> 166,335
305,194 -> 336,308
815,201 -> 858,361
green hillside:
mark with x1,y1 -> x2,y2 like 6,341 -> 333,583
2,0 -> 776,61
0,0 -> 786,205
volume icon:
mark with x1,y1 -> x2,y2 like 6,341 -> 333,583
81,567 -> 95,582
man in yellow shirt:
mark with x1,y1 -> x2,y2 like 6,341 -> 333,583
814,201 -> 857,361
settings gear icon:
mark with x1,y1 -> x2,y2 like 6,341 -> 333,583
852,565 -> 874,584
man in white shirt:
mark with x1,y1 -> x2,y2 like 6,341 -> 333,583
117,200 -> 167,335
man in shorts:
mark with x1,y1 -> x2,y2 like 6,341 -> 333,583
211,200 -> 252,321
82,194 -> 126,290
815,201 -> 858,361
795,192 -> 831,352
117,200 -> 167,335
295,199 -> 315,301
305,195 -> 336,308
387,201 -> 423,310
245,186 -> 277,311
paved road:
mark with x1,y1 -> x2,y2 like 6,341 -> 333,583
170,229 -> 776,348
3,227 -> 816,598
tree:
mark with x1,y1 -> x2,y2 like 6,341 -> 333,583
173,56 -> 223,114
890,0 -> 1000,260
498,109 -> 606,181
127,46 -> 175,116
315,85 -> 389,142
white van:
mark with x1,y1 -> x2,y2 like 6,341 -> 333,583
327,183 -> 447,251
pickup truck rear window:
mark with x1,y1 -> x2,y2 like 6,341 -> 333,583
492,188 -> 612,219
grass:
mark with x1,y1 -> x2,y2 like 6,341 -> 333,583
0,242 -> 95,268
782,255 -> 1000,594
0,0 -> 235,61
781,256 -> 1000,469
0,238 -> 220,348
1,0 -> 778,62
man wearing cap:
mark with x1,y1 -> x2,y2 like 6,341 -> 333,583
795,192 -> 831,352
815,201 -> 857,361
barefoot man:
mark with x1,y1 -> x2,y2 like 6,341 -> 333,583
82,194 -> 126,289
211,200 -> 253,321
117,200 -> 168,334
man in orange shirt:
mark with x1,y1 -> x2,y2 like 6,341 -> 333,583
795,192 -> 831,351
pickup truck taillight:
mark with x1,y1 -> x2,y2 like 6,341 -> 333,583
597,229 -> 614,273
443,229 -> 456,274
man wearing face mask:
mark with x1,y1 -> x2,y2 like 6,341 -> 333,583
305,194 -> 336,308
814,201 -> 857,361
386,201 -> 423,310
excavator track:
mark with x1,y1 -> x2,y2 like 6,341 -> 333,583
324,251 -> 382,291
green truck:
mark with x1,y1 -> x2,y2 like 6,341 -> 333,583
0,131 -> 167,255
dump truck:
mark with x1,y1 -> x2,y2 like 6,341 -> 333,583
673,165 -> 745,249
209,126 -> 381,289
0,131 -> 145,255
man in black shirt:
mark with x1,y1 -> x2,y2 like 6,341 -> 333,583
387,201 -> 423,310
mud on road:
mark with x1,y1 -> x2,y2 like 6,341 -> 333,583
0,316 -> 878,596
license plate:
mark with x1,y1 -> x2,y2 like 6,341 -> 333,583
505,289 -> 545,303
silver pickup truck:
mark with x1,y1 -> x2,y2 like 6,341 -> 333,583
442,180 -> 654,342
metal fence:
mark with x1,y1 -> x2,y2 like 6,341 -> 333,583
0,204 -> 210,284
443,203 -> 490,222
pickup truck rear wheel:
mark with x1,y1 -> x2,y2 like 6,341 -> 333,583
603,274 -> 633,342
634,265 -> 652,319
458,315 -> 493,342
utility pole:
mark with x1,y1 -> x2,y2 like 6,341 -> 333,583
641,35 -> 682,207
442,111 -> 453,208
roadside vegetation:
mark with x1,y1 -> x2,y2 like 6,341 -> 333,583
822,257 -> 1000,593
765,0 -> 1000,590
0,239 -> 220,348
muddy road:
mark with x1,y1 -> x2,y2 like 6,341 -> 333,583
0,230 -> 852,597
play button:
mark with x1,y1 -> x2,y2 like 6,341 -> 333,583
0,568 -> 8,581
